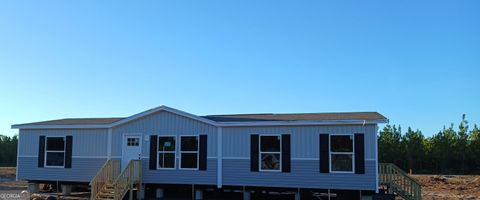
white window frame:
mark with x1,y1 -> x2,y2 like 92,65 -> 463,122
157,135 -> 177,170
329,134 -> 355,173
179,135 -> 199,170
44,136 -> 66,168
126,137 -> 140,147
259,134 -> 282,172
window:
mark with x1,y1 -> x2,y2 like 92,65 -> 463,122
260,135 -> 281,171
330,135 -> 354,172
180,136 -> 198,169
45,137 -> 65,167
158,136 -> 176,169
127,137 -> 140,146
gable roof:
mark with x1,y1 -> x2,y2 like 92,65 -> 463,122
11,106 -> 218,129
11,105 -> 388,129
203,112 -> 386,122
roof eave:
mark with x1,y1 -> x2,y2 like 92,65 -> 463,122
11,124 -> 111,129
217,119 -> 388,127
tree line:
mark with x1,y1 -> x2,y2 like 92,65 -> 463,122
0,134 -> 18,167
379,114 -> 480,174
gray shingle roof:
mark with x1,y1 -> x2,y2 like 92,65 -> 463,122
19,118 -> 125,126
202,112 -> 387,122
15,112 -> 386,126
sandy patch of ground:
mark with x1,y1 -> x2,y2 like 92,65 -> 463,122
0,167 -> 88,199
413,175 -> 480,200
0,167 -> 27,191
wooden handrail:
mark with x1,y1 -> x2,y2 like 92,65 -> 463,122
379,163 -> 422,200
89,159 -> 120,200
113,160 -> 142,200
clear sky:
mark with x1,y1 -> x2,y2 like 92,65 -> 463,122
0,1 -> 479,137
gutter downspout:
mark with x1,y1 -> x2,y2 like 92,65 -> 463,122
107,128 -> 112,160
375,124 -> 379,193
217,127 -> 223,188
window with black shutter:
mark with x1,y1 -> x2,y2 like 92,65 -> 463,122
330,135 -> 354,173
158,136 -> 176,169
180,136 -> 199,169
259,135 -> 282,171
44,137 -> 66,167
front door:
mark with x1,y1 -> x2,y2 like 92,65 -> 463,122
122,134 -> 142,169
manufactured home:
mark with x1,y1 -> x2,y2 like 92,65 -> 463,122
12,106 -> 421,200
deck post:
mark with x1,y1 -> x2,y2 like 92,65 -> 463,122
137,184 -> 145,200
61,185 -> 72,195
243,191 -> 251,200
294,191 -> 301,200
27,183 -> 40,193
195,189 -> 204,200
156,188 -> 164,199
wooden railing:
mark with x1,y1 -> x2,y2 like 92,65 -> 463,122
89,159 -> 120,200
379,163 -> 422,200
113,160 -> 142,200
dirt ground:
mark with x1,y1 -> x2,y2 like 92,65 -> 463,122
1,167 -> 480,199
0,167 -> 88,200
0,167 -> 27,191
413,175 -> 480,200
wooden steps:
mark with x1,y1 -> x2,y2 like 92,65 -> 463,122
90,160 -> 142,200
379,163 -> 422,200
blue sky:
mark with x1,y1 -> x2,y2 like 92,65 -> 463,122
0,1 -> 479,137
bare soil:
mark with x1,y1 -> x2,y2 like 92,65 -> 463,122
0,167 -> 88,200
0,167 -> 27,191
413,175 -> 480,200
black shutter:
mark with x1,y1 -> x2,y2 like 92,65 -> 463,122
199,135 -> 207,171
149,135 -> 158,170
65,136 -> 73,168
319,134 -> 329,173
355,133 -> 365,174
250,134 -> 259,172
281,134 -> 291,172
38,136 -> 45,168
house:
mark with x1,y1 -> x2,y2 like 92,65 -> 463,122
12,105 -> 421,200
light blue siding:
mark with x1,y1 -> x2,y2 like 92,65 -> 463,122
111,110 -> 218,158
142,158 -> 217,185
222,125 -> 377,159
16,109 -> 379,191
223,159 -> 376,190
17,157 -> 106,182
18,129 -> 108,157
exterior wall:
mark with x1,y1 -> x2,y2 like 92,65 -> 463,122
221,125 -> 377,190
17,157 -> 106,182
222,125 -> 376,159
17,129 -> 108,182
19,129 -> 108,157
222,159 -> 376,190
112,110 -> 218,185
142,158 -> 217,185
